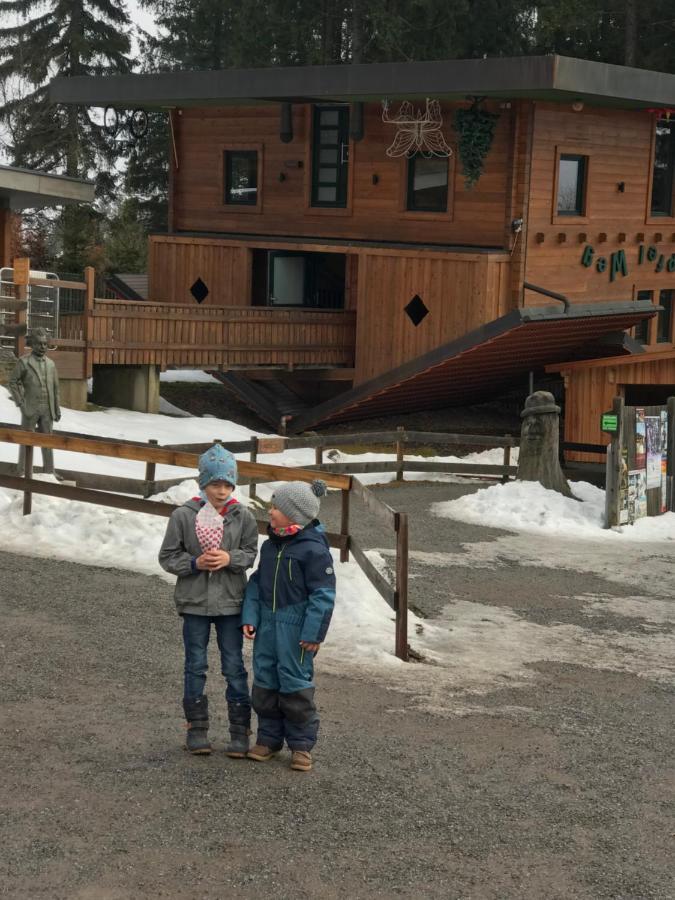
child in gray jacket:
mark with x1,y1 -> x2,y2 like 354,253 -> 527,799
159,444 -> 259,756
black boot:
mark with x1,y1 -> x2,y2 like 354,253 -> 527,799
183,695 -> 212,755
224,701 -> 251,759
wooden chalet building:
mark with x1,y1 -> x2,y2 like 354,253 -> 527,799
50,55 -> 675,451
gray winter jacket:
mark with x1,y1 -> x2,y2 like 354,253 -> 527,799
158,498 -> 259,616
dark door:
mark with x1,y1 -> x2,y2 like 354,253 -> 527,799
311,106 -> 350,208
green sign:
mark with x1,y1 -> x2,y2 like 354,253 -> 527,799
601,413 -> 618,433
581,244 -> 675,282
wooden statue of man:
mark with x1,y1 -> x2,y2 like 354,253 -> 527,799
8,327 -> 62,478
516,390 -> 572,498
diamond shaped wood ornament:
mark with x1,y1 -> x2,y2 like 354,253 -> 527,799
190,278 -> 209,304
404,294 -> 429,326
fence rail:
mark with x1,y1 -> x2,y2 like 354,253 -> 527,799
0,422 -> 411,660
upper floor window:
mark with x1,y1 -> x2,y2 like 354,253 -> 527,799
650,120 -> 675,217
556,154 -> 587,216
657,289 -> 673,343
634,290 -> 652,344
407,154 -> 449,212
224,150 -> 258,205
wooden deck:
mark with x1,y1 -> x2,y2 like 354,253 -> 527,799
56,296 -> 356,377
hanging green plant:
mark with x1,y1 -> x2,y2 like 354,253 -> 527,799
453,101 -> 500,190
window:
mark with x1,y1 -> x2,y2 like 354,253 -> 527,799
311,106 -> 350,208
657,289 -> 673,343
224,150 -> 258,205
634,290 -> 652,344
650,120 -> 675,217
556,154 -> 587,216
407,154 -> 449,212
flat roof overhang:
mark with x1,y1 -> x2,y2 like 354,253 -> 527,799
49,55 -> 675,111
288,301 -> 658,433
0,165 -> 95,210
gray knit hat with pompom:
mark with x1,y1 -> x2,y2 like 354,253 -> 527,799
271,479 -> 327,526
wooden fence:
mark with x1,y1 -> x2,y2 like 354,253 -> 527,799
0,422 -> 411,660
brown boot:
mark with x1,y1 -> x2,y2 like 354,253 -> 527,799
247,744 -> 279,762
290,750 -> 312,772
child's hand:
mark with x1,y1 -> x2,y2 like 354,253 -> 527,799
243,625 -> 256,640
300,640 -> 320,653
205,549 -> 231,570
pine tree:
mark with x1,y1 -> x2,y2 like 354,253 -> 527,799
0,0 -> 133,269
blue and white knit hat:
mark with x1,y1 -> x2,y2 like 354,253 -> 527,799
271,479 -> 327,526
198,444 -> 238,488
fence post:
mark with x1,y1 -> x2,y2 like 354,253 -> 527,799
13,256 -> 29,358
394,511 -> 409,661
144,438 -> 158,498
395,426 -> 405,482
83,266 -> 95,376
315,444 -> 323,467
667,397 -> 675,511
604,395 -> 625,527
249,437 -> 258,503
340,487 -> 350,563
502,439 -> 512,483
22,444 -> 33,516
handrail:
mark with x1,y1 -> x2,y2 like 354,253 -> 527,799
523,281 -> 571,313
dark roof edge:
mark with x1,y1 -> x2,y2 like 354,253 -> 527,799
289,300 -> 656,432
49,54 -> 675,110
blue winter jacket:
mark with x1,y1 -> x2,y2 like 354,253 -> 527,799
242,520 -> 336,644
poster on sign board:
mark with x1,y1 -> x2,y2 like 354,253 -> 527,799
646,416 -> 662,488
628,470 -> 647,522
635,408 -> 646,468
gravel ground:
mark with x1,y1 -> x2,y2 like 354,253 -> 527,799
2,479 -> 675,899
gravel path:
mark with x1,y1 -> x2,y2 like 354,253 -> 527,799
2,479 -> 675,898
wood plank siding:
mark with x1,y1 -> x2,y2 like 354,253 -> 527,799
353,249 -> 511,383
555,353 -> 675,461
170,102 -> 511,247
525,103 -> 675,313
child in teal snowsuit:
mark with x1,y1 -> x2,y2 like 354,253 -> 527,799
242,479 -> 335,772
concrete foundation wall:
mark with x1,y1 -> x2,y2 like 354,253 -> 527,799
59,378 -> 88,411
91,365 -> 160,414
0,350 -> 16,386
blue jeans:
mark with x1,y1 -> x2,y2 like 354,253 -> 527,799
182,613 -> 250,705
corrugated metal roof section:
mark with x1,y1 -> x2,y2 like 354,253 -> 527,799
288,302 -> 656,433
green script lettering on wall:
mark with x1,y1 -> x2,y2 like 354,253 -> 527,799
610,250 -> 628,282
579,244 -> 675,281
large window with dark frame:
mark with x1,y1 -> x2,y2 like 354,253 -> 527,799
650,119 -> 675,217
311,106 -> 350,208
657,289 -> 673,343
406,153 -> 449,212
223,150 -> 258,205
556,154 -> 587,216
634,290 -> 653,344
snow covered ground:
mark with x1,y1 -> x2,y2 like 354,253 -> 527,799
2,372 -> 675,708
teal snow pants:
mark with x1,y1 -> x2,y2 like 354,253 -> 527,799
251,605 -> 319,751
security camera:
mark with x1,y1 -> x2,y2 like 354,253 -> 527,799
511,218 -> 523,233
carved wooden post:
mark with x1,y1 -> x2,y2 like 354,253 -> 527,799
517,391 -> 572,498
